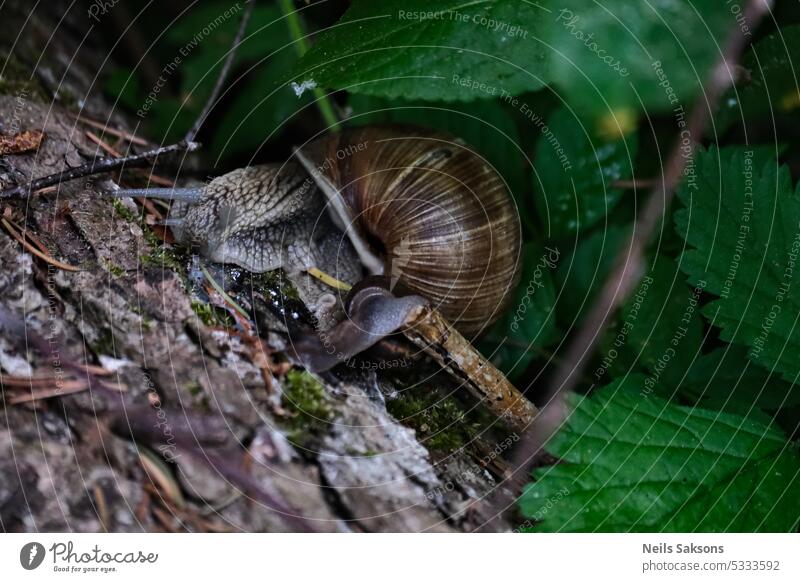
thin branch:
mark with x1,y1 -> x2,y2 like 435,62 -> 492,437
184,0 -> 255,143
0,140 -> 198,199
71,114 -> 152,147
0,1 -> 255,200
200,264 -> 251,321
495,0 -> 773,522
611,178 -> 655,189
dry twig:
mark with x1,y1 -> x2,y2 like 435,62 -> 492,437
1,215 -> 79,271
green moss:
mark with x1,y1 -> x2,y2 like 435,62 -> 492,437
54,86 -> 80,109
281,369 -> 334,446
386,383 -> 483,453
138,215 -> 186,273
110,198 -> 188,275
140,248 -> 180,271
345,447 -> 378,457
102,259 -> 125,278
91,328 -> 116,355
182,380 -> 209,410
110,198 -> 138,222
190,300 -> 234,327
185,381 -> 203,397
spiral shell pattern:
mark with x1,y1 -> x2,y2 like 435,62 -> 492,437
298,125 -> 522,334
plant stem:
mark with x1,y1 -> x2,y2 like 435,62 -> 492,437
200,265 -> 250,320
184,0 -> 255,143
279,0 -> 340,131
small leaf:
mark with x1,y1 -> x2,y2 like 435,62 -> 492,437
534,107 -> 637,238
290,0 -> 551,101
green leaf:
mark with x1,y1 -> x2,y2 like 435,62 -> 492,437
716,25 -> 800,134
520,377 -> 800,532
675,146 -> 800,384
534,107 -> 637,238
290,0 -> 551,101
291,0 -> 729,113
346,94 -> 533,233
545,1 -> 730,115
596,256 -> 704,394
479,243 -> 559,380
682,346 -> 800,414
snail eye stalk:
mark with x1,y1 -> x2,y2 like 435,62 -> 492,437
106,187 -> 205,202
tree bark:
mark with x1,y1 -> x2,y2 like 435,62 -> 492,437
0,0 -> 510,533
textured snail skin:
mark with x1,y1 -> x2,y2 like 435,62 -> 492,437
297,125 -> 522,334
170,162 -> 362,286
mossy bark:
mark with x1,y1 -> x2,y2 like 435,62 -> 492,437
0,0 -> 510,533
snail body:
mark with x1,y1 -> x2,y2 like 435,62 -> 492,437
128,125 -> 522,334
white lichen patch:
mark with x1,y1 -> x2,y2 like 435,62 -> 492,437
290,79 -> 317,97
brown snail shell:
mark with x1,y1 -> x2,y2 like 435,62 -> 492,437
295,125 -> 522,334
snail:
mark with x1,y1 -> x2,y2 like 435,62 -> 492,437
111,124 -> 537,430
114,124 -> 522,335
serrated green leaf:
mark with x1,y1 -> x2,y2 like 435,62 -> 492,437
534,107 -> 637,238
292,0 -> 729,113
682,346 -> 800,414
675,146 -> 800,384
479,242 -> 559,380
520,377 -> 800,532
290,0 -> 551,101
